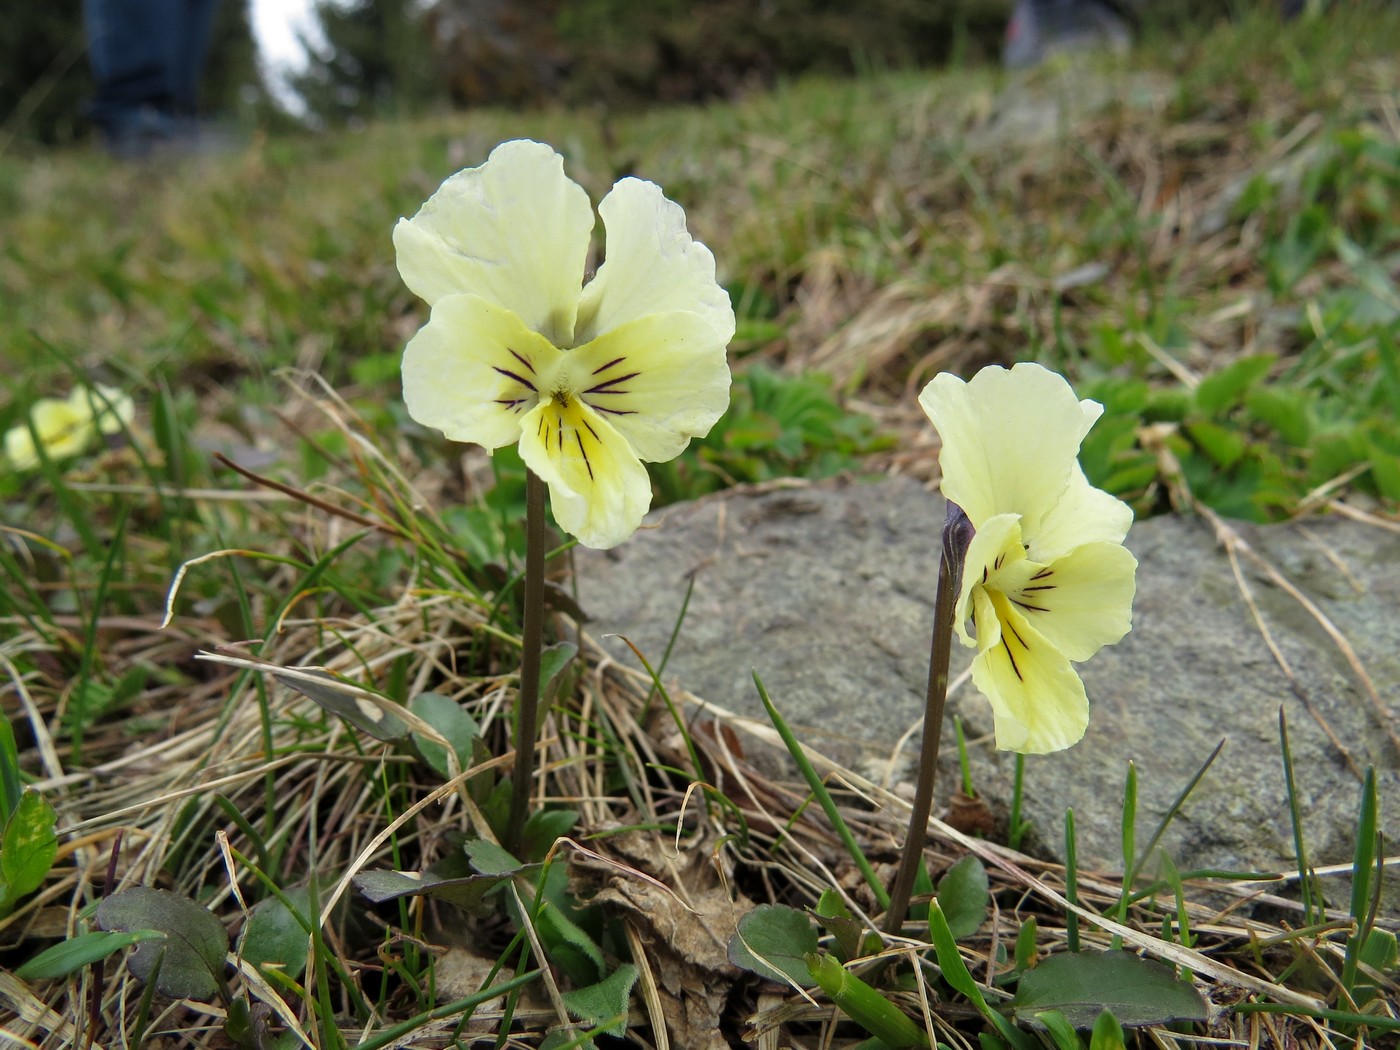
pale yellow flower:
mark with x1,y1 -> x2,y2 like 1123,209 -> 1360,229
5,385 -> 134,470
394,139 -> 734,549
920,363 -> 1137,753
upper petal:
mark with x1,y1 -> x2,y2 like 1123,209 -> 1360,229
919,363 -> 1101,531
393,140 -> 594,346
573,177 -> 735,347
970,592 -> 1089,754
517,397 -> 653,549
401,293 -> 562,450
566,310 -> 731,462
995,540 -> 1137,661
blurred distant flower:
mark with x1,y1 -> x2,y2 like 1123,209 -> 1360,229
395,139 -> 734,549
920,363 -> 1137,753
5,385 -> 134,470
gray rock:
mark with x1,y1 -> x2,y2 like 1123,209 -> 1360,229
576,478 -> 1399,912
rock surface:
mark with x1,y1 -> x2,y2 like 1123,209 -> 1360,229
576,478 -> 1399,911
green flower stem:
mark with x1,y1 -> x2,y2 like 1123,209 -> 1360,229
506,470 -> 548,853
883,502 -> 968,935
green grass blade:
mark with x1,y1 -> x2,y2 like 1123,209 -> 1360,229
619,637 -> 705,784
1278,707 -> 1319,925
1009,752 -> 1028,851
1065,808 -> 1081,953
1340,766 -> 1378,994
752,671 -> 888,910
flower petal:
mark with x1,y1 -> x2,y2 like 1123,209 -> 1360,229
954,512 -> 1024,648
393,140 -> 593,346
75,385 -> 135,435
995,541 -> 1137,661
574,177 -> 735,346
7,399 -> 94,468
401,294 -> 561,450
1025,464 -> 1133,562
920,363 -> 1101,530
970,592 -> 1089,753
565,311 -> 731,462
517,397 -> 653,549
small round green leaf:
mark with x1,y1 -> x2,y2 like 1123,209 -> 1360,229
936,855 -> 989,941
728,904 -> 819,987
239,885 -> 313,980
1010,951 -> 1207,1029
408,692 -> 480,778
93,887 -> 228,1001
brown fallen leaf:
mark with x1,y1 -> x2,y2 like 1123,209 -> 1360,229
945,789 -> 998,839
572,823 -> 753,1050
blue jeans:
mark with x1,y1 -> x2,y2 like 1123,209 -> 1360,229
84,0 -> 221,138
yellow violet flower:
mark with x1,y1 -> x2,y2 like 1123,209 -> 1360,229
395,139 -> 734,549
5,385 -> 134,470
920,363 -> 1137,753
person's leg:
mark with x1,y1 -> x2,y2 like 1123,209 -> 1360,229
169,0 -> 222,119
86,0 -> 223,154
85,0 -> 181,136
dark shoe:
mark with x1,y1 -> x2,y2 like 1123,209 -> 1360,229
1004,0 -> 1132,69
97,107 -> 233,160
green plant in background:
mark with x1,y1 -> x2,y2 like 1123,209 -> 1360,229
1081,338 -> 1400,521
651,364 -> 890,503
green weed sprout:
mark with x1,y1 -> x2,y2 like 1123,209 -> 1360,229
393,139 -> 734,849
886,363 -> 1138,930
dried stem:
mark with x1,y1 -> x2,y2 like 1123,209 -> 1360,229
883,502 -> 969,934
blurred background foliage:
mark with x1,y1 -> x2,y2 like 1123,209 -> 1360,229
2,0 -> 1245,140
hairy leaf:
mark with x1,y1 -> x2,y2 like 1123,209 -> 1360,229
561,963 -> 637,1038
352,867 -> 532,916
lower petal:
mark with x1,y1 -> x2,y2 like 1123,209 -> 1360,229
567,311 -> 731,462
997,541 -> 1137,661
518,397 -> 652,549
955,512 -> 1023,647
970,594 -> 1089,754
